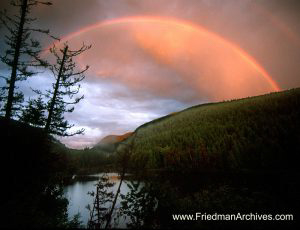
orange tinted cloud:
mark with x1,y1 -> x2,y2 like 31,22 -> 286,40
130,18 -> 280,100
48,16 -> 279,102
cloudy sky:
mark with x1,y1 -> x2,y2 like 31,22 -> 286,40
1,0 -> 300,148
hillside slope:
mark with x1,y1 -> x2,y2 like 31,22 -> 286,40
97,132 -> 134,145
121,88 -> 300,171
92,132 -> 133,153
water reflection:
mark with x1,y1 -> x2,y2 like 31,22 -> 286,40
63,173 -> 132,228
63,171 -> 299,229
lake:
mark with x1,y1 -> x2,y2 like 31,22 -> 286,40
63,173 -> 133,228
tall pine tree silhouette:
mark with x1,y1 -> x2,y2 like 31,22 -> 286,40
38,43 -> 91,136
0,0 -> 57,119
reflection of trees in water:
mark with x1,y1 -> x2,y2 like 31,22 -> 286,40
114,173 -> 297,229
86,174 -> 115,229
86,175 -> 158,229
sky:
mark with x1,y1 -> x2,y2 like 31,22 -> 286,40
0,0 -> 300,148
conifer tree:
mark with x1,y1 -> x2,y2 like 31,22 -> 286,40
38,43 -> 91,136
20,96 -> 46,127
0,0 -> 57,119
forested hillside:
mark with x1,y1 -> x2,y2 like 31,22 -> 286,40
121,88 -> 300,172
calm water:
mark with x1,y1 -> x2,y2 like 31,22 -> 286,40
63,173 -> 132,228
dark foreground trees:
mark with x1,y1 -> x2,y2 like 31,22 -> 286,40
20,43 -> 91,136
0,117 -> 68,227
0,0 -> 56,119
33,43 -> 91,136
0,1 -> 91,228
20,96 -> 46,127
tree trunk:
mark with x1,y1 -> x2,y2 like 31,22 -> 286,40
45,45 -> 68,133
5,0 -> 28,119
105,168 -> 126,229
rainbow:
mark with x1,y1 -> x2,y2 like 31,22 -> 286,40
47,16 -> 280,91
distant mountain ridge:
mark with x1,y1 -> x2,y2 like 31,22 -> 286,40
92,132 -> 134,153
96,132 -> 134,145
